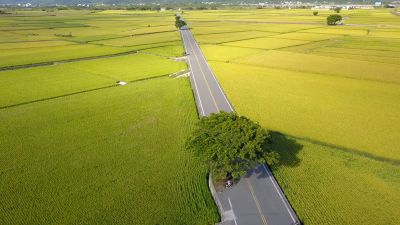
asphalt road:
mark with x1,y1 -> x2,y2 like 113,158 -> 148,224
180,24 -> 234,116
218,165 -> 300,225
179,19 -> 300,225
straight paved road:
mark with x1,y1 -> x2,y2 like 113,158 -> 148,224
179,18 -> 300,225
180,24 -> 234,116
218,165 -> 300,225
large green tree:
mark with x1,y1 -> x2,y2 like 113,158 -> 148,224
327,14 -> 343,25
186,112 -> 279,179
175,16 -> 186,29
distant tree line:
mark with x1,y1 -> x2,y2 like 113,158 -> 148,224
126,5 -> 162,11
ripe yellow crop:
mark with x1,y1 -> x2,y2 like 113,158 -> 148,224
186,8 -> 400,225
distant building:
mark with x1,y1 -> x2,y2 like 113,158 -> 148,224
312,5 -> 374,10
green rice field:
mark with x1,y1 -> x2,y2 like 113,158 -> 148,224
0,10 -> 218,224
1,7 -> 399,225
184,8 -> 400,225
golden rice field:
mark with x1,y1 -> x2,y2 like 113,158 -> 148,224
0,10 -> 217,224
184,8 -> 400,225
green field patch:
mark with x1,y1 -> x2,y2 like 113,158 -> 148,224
139,45 -> 185,57
71,34 -> 125,43
0,40 -> 75,50
210,61 -> 400,161
195,31 -> 276,44
310,47 -> 400,65
272,138 -> 400,225
235,50 -> 400,83
369,30 -> 400,39
3,21 -> 87,29
0,54 -> 185,107
331,36 -> 400,52
271,32 -> 343,41
2,8 -> 399,225
201,44 -> 262,62
94,31 -> 180,47
127,41 -> 183,51
190,25 -> 251,35
0,44 -> 136,68
282,38 -> 400,65
187,9 -> 400,225
346,12 -> 400,26
7,27 -> 81,41
0,30 -> 58,42
223,37 -> 309,50
279,38 -> 348,53
0,77 -> 219,224
303,27 -> 369,36
45,26 -> 128,39
118,25 -> 176,36
241,24 -> 321,33
312,51 -> 400,65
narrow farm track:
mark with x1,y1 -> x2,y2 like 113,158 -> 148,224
179,17 -> 300,225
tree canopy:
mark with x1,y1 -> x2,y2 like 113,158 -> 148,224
175,16 -> 186,29
186,112 -> 279,179
327,14 -> 342,25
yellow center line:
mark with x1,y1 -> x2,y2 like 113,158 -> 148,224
246,178 -> 269,225
186,31 -> 220,113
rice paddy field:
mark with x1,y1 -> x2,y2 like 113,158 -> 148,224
0,10 -> 218,224
184,8 -> 400,225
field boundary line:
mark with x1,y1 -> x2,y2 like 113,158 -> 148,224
0,39 -> 70,44
0,25 -> 90,32
304,45 -> 400,54
0,43 -> 76,51
192,29 -> 256,36
83,30 -> 177,44
101,39 -> 183,48
283,133 -> 400,166
216,35 -> 278,45
221,39 -> 316,50
218,59 -> 400,85
0,50 -> 138,71
0,74 -> 171,110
